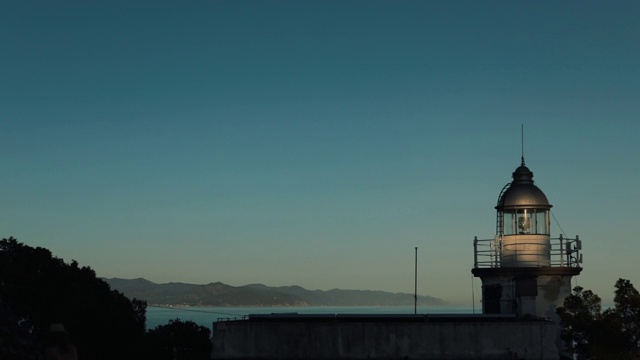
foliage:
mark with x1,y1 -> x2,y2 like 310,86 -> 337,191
0,294 -> 41,360
556,286 -> 602,358
0,236 -> 217,358
145,318 -> 212,360
0,237 -> 147,359
607,279 -> 640,357
557,279 -> 640,359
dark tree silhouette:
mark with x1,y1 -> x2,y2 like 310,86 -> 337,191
607,279 -> 640,357
0,237 -> 147,359
145,319 -> 212,360
0,294 -> 41,360
557,278 -> 640,359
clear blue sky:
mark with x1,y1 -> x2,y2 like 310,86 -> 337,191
2,1 -> 639,305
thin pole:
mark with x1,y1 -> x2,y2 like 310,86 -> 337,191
521,124 -> 525,165
414,247 -> 418,314
471,275 -> 475,314
521,124 -> 524,159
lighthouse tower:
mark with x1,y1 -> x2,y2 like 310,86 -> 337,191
472,157 -> 582,320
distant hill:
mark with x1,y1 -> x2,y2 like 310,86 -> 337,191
105,278 -> 446,307
105,278 -> 308,306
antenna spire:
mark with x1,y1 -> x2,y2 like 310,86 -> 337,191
521,124 -> 525,166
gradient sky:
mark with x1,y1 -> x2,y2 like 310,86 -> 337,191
2,1 -> 639,305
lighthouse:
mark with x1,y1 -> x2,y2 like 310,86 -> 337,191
472,157 -> 582,321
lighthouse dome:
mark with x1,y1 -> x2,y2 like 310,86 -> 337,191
496,162 -> 552,210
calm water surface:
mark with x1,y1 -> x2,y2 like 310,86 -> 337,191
146,305 -> 475,330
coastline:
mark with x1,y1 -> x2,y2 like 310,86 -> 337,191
146,305 -> 474,330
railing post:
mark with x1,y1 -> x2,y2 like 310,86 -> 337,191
496,235 -> 501,266
559,234 -> 564,267
473,236 -> 478,268
490,238 -> 494,267
575,235 -> 581,266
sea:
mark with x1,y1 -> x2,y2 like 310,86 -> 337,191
146,305 -> 475,330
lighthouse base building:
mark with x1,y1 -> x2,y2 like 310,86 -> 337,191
472,266 -> 580,320
211,159 -> 582,360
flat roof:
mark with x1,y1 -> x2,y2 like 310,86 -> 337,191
217,313 -> 552,324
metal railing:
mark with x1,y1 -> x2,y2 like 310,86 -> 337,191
473,234 -> 582,268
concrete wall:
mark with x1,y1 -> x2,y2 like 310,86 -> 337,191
212,317 -> 558,360
477,273 -> 574,320
536,275 -> 573,322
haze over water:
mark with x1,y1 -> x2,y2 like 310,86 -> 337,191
146,306 -> 476,330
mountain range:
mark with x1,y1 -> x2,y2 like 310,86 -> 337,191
105,278 -> 446,307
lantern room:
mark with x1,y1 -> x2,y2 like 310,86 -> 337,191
496,159 -> 552,267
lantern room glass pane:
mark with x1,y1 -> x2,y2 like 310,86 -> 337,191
504,212 -> 516,235
502,209 -> 549,235
535,210 -> 549,235
516,209 -> 533,234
